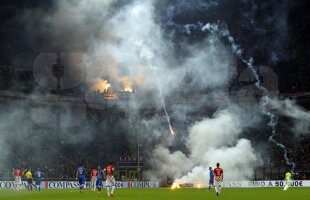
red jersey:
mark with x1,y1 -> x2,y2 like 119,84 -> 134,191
14,169 -> 23,177
91,169 -> 98,177
105,165 -> 114,178
213,167 -> 223,181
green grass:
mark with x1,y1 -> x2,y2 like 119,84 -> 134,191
0,187 -> 309,200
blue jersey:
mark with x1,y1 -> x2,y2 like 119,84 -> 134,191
76,166 -> 86,178
97,168 -> 103,179
35,171 -> 43,180
210,170 -> 214,180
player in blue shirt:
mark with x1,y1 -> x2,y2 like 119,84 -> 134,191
96,165 -> 104,192
34,168 -> 44,191
208,167 -> 214,191
76,163 -> 86,193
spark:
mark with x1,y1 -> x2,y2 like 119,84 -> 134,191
151,66 -> 175,135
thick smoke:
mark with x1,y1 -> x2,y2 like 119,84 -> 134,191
0,101 -> 32,173
85,1 -> 263,182
175,139 -> 258,185
0,0 -> 122,176
0,0 -> 261,180
148,110 -> 261,183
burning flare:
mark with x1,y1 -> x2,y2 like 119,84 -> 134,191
171,182 -> 180,190
117,76 -> 141,93
124,87 -> 133,92
90,79 -> 111,93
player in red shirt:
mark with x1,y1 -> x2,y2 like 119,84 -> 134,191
12,168 -> 23,191
213,163 -> 224,196
90,168 -> 98,191
104,162 -> 116,197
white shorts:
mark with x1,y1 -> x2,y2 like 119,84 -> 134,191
91,176 -> 97,183
214,180 -> 222,187
15,176 -> 22,184
105,176 -> 116,187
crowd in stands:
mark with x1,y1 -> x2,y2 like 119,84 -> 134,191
270,134 -> 310,180
1,149 -> 144,180
298,135 -> 310,165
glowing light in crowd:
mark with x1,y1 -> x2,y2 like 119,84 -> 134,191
91,79 -> 111,93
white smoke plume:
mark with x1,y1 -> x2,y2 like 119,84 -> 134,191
148,110 -> 261,183
175,139 -> 258,185
268,98 -> 310,135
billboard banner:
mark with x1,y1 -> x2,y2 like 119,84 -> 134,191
223,180 -> 310,188
0,181 -> 159,189
0,181 -> 44,189
2,180 -> 308,189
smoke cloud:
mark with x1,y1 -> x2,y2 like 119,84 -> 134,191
175,138 -> 259,185
147,110 -> 261,183
268,98 -> 310,135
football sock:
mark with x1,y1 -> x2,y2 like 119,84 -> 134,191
284,185 -> 289,191
107,186 -> 111,196
111,185 -> 115,194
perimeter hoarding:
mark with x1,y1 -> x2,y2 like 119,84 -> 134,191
0,181 -> 159,189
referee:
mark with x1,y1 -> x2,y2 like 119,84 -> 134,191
25,169 -> 33,191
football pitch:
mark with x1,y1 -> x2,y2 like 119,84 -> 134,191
0,188 -> 309,200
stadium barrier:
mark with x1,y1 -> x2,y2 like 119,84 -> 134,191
1,180 -> 309,189
0,181 -> 160,189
